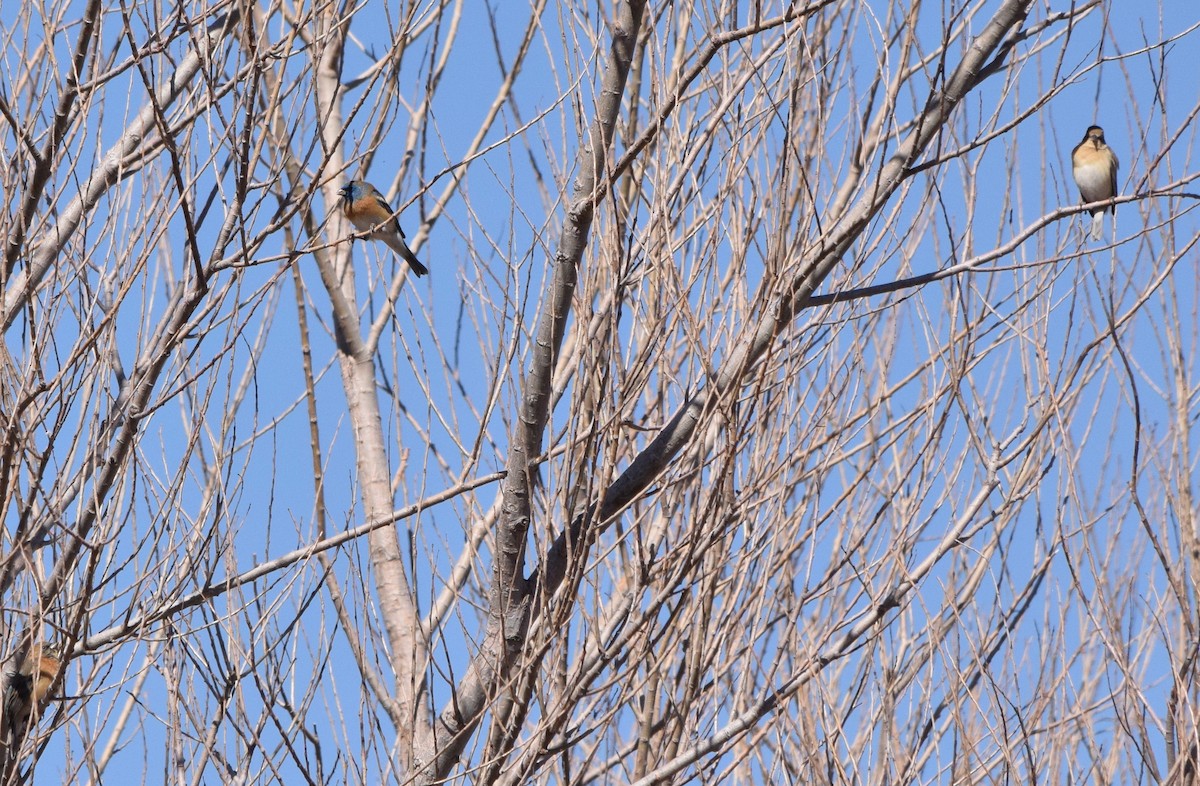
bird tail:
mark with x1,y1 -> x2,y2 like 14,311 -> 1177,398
1089,212 -> 1104,241
383,234 -> 429,277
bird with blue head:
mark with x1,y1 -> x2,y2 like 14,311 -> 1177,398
338,180 -> 428,276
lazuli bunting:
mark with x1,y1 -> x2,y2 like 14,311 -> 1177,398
338,180 -> 429,276
1071,125 -> 1119,241
2,642 -> 61,749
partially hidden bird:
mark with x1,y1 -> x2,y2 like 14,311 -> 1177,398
338,180 -> 428,276
1,641 -> 61,754
1071,125 -> 1119,241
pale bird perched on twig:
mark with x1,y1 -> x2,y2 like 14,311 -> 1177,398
1071,125 -> 1119,241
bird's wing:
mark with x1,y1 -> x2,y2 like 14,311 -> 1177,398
371,195 -> 403,233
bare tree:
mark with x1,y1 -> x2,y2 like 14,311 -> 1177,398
0,0 -> 1198,783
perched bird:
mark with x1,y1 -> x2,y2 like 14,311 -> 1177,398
1071,125 -> 1119,241
338,180 -> 428,276
1,642 -> 61,753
